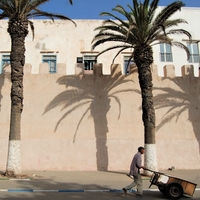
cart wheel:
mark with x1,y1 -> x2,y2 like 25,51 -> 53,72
166,183 -> 183,199
158,185 -> 166,194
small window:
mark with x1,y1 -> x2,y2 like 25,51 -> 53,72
124,56 -> 134,74
42,55 -> 57,74
1,55 -> 10,73
160,43 -> 173,62
187,43 -> 199,63
77,57 -> 83,63
83,55 -> 97,70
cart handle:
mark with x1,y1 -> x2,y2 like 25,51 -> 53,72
145,168 -> 155,172
145,168 -> 165,175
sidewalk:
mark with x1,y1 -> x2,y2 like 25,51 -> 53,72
1,169 -> 199,190
0,169 -> 199,200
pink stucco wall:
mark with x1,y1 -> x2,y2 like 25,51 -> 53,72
0,64 -> 199,171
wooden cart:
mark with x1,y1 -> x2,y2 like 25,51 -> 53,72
148,170 -> 197,199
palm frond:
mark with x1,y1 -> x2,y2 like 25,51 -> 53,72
100,11 -> 130,29
168,29 -> 191,39
132,0 -> 139,20
148,1 -> 185,41
94,20 -> 139,45
68,0 -> 73,5
28,9 -> 76,26
10,0 -> 50,16
94,44 -> 132,59
163,19 -> 188,28
148,0 -> 159,21
0,0 -> 75,26
0,0 -> 14,16
125,53 -> 134,73
28,20 -> 35,39
172,41 -> 190,60
0,11 -> 9,19
113,5 -> 134,24
154,1 -> 184,27
92,32 -> 128,49
111,46 -> 133,65
102,19 -> 120,26
94,24 -> 128,36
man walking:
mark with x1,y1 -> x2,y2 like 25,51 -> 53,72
123,146 -> 146,197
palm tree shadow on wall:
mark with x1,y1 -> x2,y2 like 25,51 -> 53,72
44,65 -> 136,171
154,67 -> 200,153
0,65 -> 11,112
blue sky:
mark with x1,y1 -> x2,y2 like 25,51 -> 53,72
40,0 -> 200,19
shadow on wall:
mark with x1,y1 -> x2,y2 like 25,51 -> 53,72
154,66 -> 200,154
0,64 -> 10,112
43,65 -> 136,171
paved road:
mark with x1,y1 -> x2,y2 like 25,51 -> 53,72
0,170 -> 199,199
0,190 -> 200,200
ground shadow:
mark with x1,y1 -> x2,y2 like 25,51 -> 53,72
0,172 -> 174,200
1,169 -> 198,200
43,65 -> 136,171
0,179 -> 120,200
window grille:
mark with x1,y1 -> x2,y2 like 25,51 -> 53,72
83,55 -> 97,70
1,55 -> 10,73
187,43 -> 199,63
160,43 -> 173,62
42,55 -> 57,74
124,56 -> 134,74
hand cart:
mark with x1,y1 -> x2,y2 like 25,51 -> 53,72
147,169 -> 197,199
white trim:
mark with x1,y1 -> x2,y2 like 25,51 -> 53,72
144,144 -> 158,173
6,140 -> 21,174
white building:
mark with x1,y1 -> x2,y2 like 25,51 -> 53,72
0,7 -> 199,171
0,7 -> 200,77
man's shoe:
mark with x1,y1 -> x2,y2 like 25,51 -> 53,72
122,188 -> 127,196
135,194 -> 143,198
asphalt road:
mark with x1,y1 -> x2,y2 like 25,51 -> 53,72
0,170 -> 199,200
0,190 -> 200,200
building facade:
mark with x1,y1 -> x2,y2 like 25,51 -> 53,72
0,7 -> 200,171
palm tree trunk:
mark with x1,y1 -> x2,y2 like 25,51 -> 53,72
135,45 -> 158,172
6,19 -> 28,175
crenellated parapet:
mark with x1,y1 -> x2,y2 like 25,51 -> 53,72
1,62 -> 200,78
152,64 -> 200,78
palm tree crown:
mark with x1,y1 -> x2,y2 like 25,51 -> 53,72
0,0 -> 75,37
92,0 -> 191,64
0,0 -> 73,19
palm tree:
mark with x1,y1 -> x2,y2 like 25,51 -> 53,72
92,0 -> 191,171
0,0 -> 75,175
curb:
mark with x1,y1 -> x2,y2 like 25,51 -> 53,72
0,188 -> 199,193
0,189 -> 123,193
